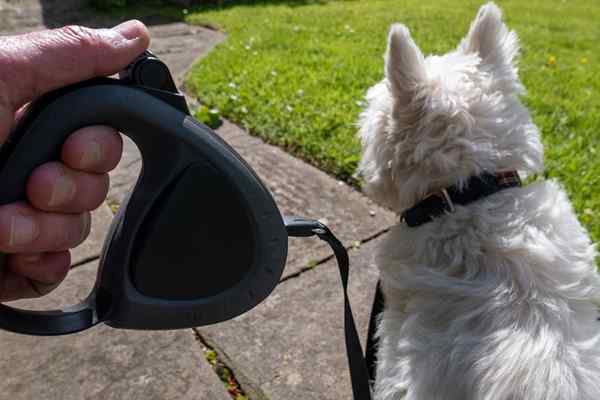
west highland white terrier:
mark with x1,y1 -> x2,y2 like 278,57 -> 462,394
357,2 -> 600,399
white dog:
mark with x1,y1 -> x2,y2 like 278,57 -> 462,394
357,2 -> 600,399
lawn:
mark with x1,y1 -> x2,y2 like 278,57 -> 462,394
106,0 -> 600,243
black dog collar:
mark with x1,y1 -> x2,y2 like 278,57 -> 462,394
401,171 -> 522,227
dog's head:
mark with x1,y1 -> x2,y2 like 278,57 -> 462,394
357,2 -> 544,213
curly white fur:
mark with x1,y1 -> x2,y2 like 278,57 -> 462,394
356,3 -> 600,399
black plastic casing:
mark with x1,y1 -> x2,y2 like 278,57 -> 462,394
0,78 -> 288,335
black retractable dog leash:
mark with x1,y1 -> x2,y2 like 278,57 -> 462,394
0,51 -> 374,400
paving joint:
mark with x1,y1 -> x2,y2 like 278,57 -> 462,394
71,255 -> 100,269
194,329 -> 270,400
280,226 -> 390,284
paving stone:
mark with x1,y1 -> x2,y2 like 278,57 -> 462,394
70,203 -> 113,265
0,5 -> 396,400
146,23 -> 225,85
215,120 -> 396,277
0,9 -> 229,398
0,0 -> 94,36
198,234 -> 383,400
0,0 -> 201,36
0,260 -> 230,400
0,0 -> 45,35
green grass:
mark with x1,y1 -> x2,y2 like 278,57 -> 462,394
183,0 -> 600,242
101,0 -> 600,243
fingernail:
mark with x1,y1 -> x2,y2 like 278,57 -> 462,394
112,20 -> 145,40
80,139 -> 102,168
80,213 -> 91,244
9,215 -> 39,246
49,172 -> 76,207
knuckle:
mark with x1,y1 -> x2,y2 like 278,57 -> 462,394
0,203 -> 37,251
58,25 -> 100,51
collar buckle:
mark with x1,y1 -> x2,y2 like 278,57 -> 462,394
421,188 -> 455,214
400,170 -> 521,228
439,188 -> 455,213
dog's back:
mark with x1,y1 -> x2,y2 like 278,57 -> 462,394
372,180 -> 600,400
357,2 -> 600,399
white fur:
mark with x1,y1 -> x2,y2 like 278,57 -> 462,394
356,3 -> 600,399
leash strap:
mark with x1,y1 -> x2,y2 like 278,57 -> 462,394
285,217 -> 373,400
365,280 -> 384,383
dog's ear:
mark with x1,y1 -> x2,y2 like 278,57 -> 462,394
385,24 -> 426,100
459,2 -> 519,70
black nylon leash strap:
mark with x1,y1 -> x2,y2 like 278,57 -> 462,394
365,280 -> 384,383
284,217 -> 373,400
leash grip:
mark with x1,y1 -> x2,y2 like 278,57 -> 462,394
0,76 -> 288,335
0,78 -> 190,335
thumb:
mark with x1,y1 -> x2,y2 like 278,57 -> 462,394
0,20 -> 150,113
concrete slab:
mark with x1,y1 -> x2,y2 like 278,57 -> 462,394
146,23 -> 225,86
0,0 -> 108,36
198,234 -> 383,400
0,0 -> 45,35
0,261 -> 230,400
0,6 -> 395,400
216,120 -> 395,277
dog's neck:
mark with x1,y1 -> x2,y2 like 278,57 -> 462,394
400,171 -> 522,227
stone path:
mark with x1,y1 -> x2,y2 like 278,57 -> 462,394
3,262 -> 228,400
0,2 -> 231,399
0,1 -> 397,399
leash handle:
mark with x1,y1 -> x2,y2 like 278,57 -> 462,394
0,252 -> 98,335
0,50 -> 290,335
0,77 -> 288,335
285,217 -> 373,400
0,77 -> 186,335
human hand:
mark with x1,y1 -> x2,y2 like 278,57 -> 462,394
0,20 -> 150,301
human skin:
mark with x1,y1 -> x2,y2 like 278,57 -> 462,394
0,20 -> 150,301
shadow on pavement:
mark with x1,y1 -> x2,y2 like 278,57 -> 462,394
39,0 -> 179,29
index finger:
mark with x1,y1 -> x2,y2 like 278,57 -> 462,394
0,20 -> 150,125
